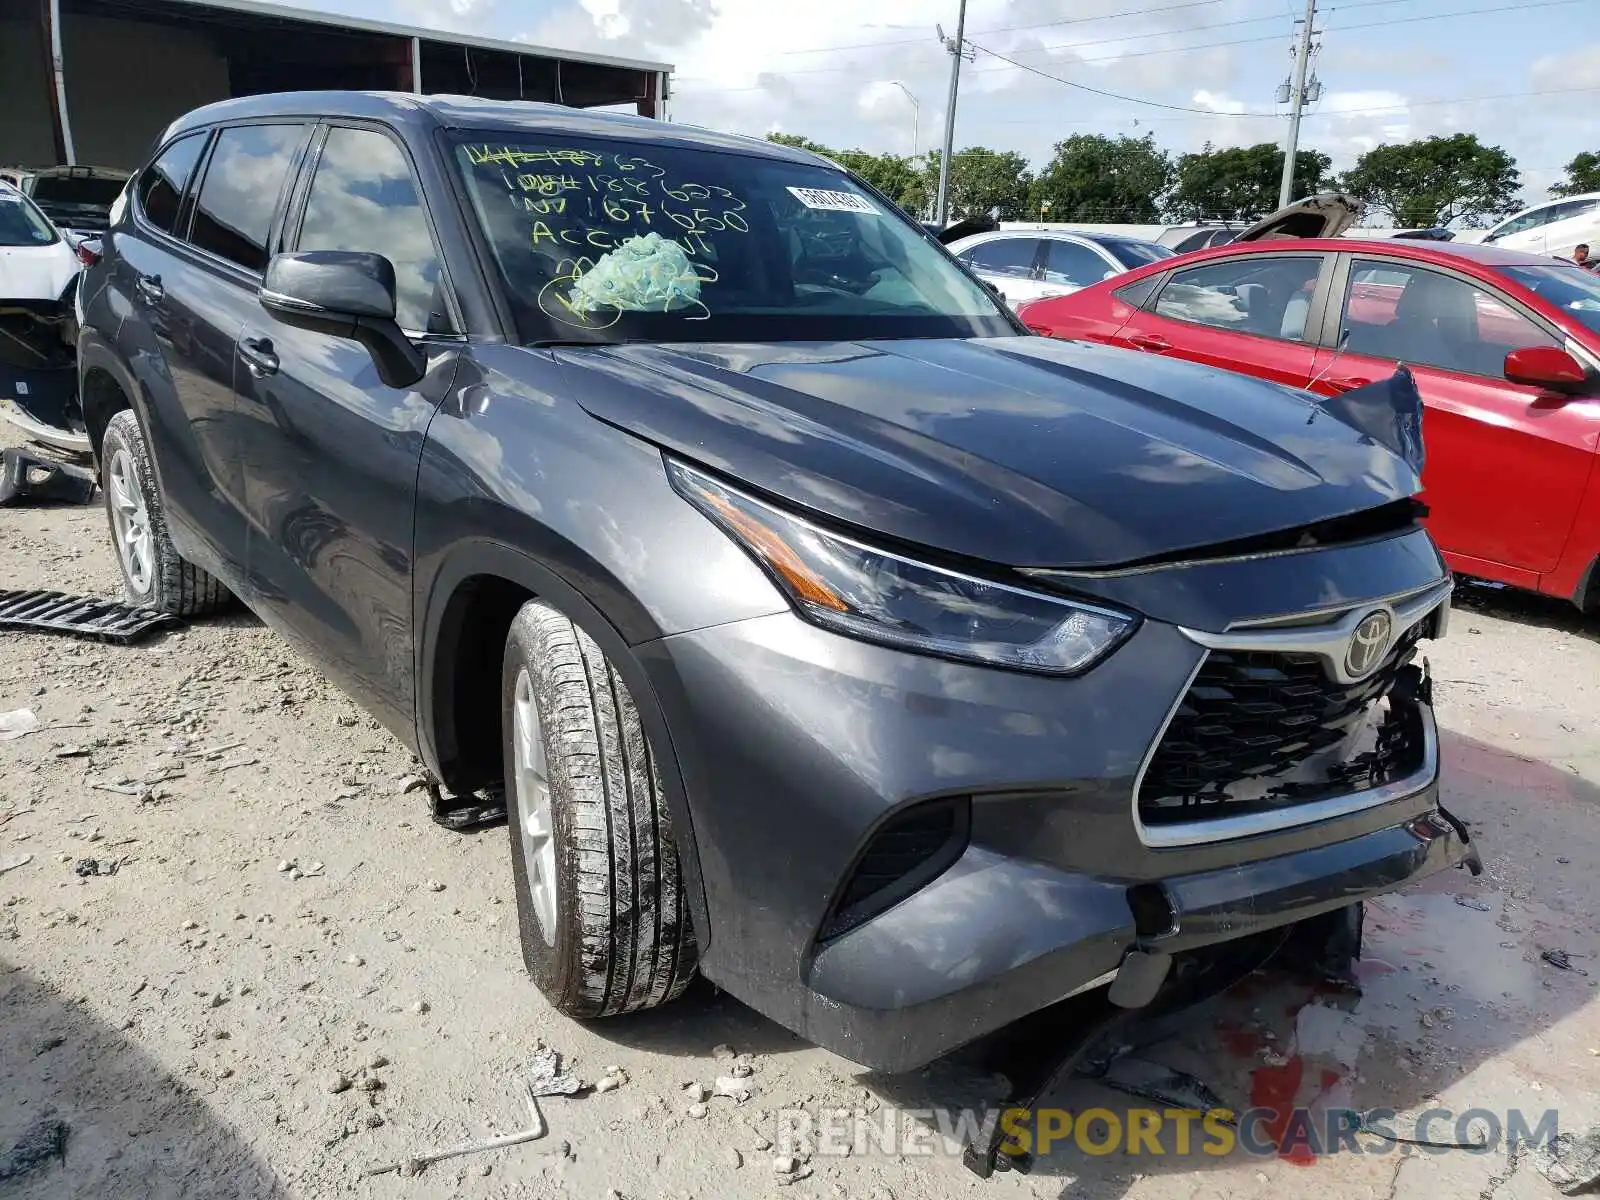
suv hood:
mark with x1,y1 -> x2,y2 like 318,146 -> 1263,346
1234,192 -> 1363,242
556,337 -> 1421,569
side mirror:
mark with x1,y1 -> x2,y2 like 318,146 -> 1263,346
259,251 -> 426,389
1503,345 -> 1590,395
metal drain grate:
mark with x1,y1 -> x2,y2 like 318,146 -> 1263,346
0,590 -> 181,644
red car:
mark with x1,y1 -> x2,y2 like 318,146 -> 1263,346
1019,199 -> 1600,607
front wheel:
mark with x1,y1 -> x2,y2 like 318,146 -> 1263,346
99,409 -> 230,616
501,600 -> 698,1017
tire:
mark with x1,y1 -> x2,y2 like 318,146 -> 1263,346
501,600 -> 697,1017
100,409 -> 231,616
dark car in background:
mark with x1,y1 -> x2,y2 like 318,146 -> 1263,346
76,92 -> 1477,1076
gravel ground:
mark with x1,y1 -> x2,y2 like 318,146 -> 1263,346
1,462 -> 1597,1200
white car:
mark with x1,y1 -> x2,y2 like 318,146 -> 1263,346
1480,192 -> 1600,261
944,229 -> 1174,307
1,180 -> 85,456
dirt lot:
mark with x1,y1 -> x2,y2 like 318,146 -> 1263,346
2,464 -> 1598,1200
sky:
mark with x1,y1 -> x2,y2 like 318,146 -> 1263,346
290,0 -> 1597,212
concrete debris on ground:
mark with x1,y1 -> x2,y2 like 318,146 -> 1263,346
1532,1127 -> 1600,1194
1542,948 -> 1589,974
0,708 -> 39,740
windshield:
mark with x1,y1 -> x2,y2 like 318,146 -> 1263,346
450,133 -> 1015,344
0,190 -> 58,247
1101,238 -> 1174,269
1498,264 -> 1600,337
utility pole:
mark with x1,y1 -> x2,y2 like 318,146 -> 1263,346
935,0 -> 971,229
1277,0 -> 1318,209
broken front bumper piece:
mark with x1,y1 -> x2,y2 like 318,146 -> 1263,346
958,802 -> 1478,1178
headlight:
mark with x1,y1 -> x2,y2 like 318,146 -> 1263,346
667,459 -> 1136,674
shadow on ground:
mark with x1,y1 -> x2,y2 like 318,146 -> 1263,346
0,957 -> 285,1198
1452,578 -> 1600,642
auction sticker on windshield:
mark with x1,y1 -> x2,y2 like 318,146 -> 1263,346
787,187 -> 879,215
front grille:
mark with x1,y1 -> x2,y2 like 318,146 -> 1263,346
1139,622 -> 1428,827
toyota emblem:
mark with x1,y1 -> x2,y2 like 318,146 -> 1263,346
1345,610 -> 1393,678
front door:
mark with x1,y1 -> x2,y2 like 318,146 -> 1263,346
1312,256 -> 1600,580
1118,252 -> 1329,389
232,123 -> 464,736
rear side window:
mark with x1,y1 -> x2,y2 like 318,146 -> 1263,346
1154,255 -> 1323,340
1113,276 -> 1161,308
137,134 -> 206,234
964,238 -> 1040,279
189,124 -> 308,272
295,127 -> 446,333
1042,239 -> 1114,287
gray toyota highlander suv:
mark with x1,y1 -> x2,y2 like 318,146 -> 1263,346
77,92 -> 1478,1097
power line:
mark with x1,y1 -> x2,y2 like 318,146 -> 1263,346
673,0 -> 1584,94
964,39 -> 1282,115
955,0 -> 1584,114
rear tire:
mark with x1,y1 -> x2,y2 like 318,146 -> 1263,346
501,600 -> 697,1017
100,409 -> 231,616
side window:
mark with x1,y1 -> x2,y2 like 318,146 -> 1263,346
296,127 -> 446,333
1341,259 -> 1560,377
1042,240 -> 1116,287
136,133 -> 207,235
1485,205 -> 1555,243
1153,255 -> 1323,340
966,238 -> 1040,279
1113,276 -> 1161,308
189,124 -> 308,272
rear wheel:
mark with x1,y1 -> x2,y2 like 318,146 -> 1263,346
501,600 -> 698,1017
99,409 -> 230,616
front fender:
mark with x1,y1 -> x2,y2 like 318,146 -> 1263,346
414,535 -> 716,951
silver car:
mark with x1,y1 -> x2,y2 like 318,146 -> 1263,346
945,228 -> 1174,306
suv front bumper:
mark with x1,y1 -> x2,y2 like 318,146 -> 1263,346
642,614 -> 1471,1072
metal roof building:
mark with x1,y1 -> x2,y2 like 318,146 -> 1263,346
0,0 -> 673,170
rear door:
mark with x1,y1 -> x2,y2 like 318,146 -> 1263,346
1542,198 -> 1600,261
231,121 -> 464,734
1312,254 -> 1600,580
1117,252 -> 1331,388
109,124 -> 310,580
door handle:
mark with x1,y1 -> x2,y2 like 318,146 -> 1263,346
238,336 -> 280,378
134,274 -> 163,303
1127,333 -> 1170,351
1323,376 -> 1373,393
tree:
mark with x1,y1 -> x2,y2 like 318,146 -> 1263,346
1165,143 -> 1333,222
921,148 -> 1033,221
1339,134 -> 1521,228
765,135 -> 925,216
1551,151 -> 1600,198
835,150 -> 926,217
1025,134 -> 1172,224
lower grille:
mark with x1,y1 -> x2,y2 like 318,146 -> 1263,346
1139,621 -> 1427,827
